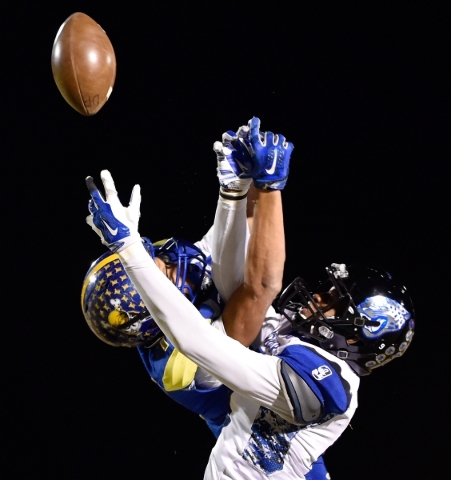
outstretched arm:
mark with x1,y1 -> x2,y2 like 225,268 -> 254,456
221,118 -> 293,346
194,183 -> 257,261
221,189 -> 285,345
117,241 -> 289,416
210,125 -> 252,303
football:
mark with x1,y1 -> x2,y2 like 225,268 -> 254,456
51,13 -> 116,116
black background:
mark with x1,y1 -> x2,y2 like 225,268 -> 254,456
1,1 -> 449,478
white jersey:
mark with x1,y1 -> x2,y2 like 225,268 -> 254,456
119,243 -> 360,479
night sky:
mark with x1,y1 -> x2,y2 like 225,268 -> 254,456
2,2 -> 449,478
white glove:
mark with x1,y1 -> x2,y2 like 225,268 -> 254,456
85,170 -> 142,252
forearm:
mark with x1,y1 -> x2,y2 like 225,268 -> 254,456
212,195 -> 249,302
245,189 -> 284,296
245,183 -> 258,231
223,189 -> 285,344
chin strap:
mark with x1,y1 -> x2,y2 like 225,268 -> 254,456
116,310 -> 153,330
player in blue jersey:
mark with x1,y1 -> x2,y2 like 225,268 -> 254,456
82,117 -> 296,442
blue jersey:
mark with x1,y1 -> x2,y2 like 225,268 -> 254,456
138,339 -> 231,438
138,286 -> 232,438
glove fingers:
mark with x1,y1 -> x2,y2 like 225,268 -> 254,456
88,199 -> 98,215
213,140 -> 224,154
86,176 -> 100,195
266,131 -> 275,146
222,130 -> 237,143
129,184 -> 141,213
100,170 -> 123,209
285,142 -> 295,156
249,117 -> 263,146
277,134 -> 286,146
100,170 -> 118,200
86,215 -> 95,228
214,141 -> 233,157
89,188 -> 106,209
86,176 -> 106,208
236,125 -> 249,139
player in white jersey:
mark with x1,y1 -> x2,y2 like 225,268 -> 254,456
83,118 -> 414,478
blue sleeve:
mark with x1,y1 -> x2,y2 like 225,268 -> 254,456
279,344 -> 351,421
138,339 -> 231,438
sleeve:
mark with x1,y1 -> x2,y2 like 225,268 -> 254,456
119,243 -> 292,420
211,196 -> 250,302
193,318 -> 226,390
277,344 -> 354,425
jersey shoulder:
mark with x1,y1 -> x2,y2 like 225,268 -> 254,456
277,338 -> 359,424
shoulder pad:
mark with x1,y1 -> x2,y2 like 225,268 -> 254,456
279,360 -> 322,424
279,344 -> 352,417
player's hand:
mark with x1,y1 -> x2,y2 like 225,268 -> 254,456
249,117 -> 294,190
214,125 -> 253,194
222,124 -> 254,173
85,170 -> 142,252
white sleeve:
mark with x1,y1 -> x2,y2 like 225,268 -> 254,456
193,320 -> 226,390
211,196 -> 250,302
119,243 -> 290,419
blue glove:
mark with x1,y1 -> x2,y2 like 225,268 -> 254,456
249,117 -> 294,190
214,125 -> 253,194
222,125 -> 254,175
86,170 -> 142,253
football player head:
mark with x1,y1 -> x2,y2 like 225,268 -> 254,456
81,237 -> 211,347
276,264 -> 415,376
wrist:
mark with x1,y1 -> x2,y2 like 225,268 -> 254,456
118,239 -> 150,263
109,233 -> 142,254
219,187 -> 248,201
253,177 -> 288,191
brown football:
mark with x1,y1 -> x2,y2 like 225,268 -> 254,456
51,13 -> 116,116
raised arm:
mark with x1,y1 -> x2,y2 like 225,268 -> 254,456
117,240 -> 291,415
210,125 -> 252,303
221,189 -> 284,345
221,118 -> 293,345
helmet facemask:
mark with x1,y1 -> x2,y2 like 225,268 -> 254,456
154,238 -> 211,304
